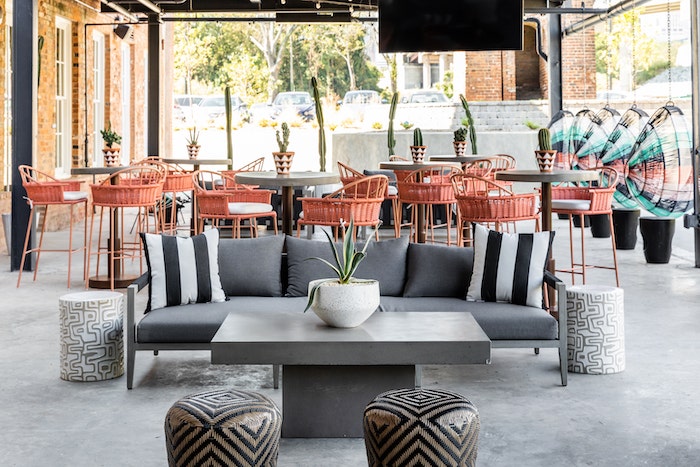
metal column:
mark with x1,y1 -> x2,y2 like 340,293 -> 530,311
147,15 -> 161,157
10,0 -> 38,271
689,0 -> 700,266
548,13 -> 563,117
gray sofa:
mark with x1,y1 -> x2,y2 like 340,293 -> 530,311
126,234 -> 567,389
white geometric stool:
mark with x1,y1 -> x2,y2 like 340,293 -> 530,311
59,291 -> 124,381
566,285 -> 625,374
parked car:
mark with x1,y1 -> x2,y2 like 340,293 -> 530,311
271,91 -> 315,121
249,102 -> 277,123
173,94 -> 204,123
399,89 -> 450,104
194,95 -> 248,128
337,90 -> 384,123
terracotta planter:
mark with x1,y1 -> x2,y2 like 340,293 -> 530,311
410,146 -> 426,163
534,150 -> 557,172
102,148 -> 121,167
453,141 -> 467,157
187,144 -> 200,159
272,151 -> 295,174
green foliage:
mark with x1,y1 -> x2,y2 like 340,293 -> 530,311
401,121 -> 413,130
311,77 -> 326,171
387,92 -> 399,156
100,122 -> 121,148
524,120 -> 541,130
538,128 -> 552,151
186,127 -> 200,146
276,122 -> 290,152
459,94 -> 478,154
453,127 -> 468,142
413,128 -> 423,146
436,70 -> 454,98
224,86 -> 233,168
303,217 -> 378,312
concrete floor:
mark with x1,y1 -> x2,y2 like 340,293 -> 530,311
2,214 -> 700,466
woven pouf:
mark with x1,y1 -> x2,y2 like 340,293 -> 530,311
59,291 -> 124,382
165,389 -> 282,467
363,388 -> 480,467
567,285 -> 625,374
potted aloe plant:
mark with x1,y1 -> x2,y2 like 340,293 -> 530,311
453,126 -> 468,156
273,122 -> 294,174
185,126 -> 200,159
304,217 -> 380,328
100,122 -> 122,167
410,127 -> 426,163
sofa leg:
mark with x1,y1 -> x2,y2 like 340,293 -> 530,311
559,343 -> 568,386
273,364 -> 280,389
153,350 -> 159,356
534,348 -> 540,355
127,348 -> 135,390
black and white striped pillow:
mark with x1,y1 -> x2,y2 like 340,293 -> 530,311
141,229 -> 226,311
467,224 -> 554,308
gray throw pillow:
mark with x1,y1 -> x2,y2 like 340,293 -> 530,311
218,235 -> 284,296
403,243 -> 474,298
285,235 -> 409,297
363,169 -> 397,184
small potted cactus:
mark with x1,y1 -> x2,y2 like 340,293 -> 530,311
453,126 -> 468,157
185,126 -> 200,159
273,122 -> 294,174
100,122 -> 122,167
535,127 -> 556,172
410,127 -> 426,163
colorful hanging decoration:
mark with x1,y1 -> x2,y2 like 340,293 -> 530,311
547,109 -> 574,169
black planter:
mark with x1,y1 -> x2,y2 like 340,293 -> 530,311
589,214 -> 611,238
572,215 -> 590,228
612,208 -> 640,250
639,217 -> 675,263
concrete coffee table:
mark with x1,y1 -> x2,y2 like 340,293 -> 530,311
211,310 -> 491,438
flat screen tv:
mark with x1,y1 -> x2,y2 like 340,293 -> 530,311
379,0 -> 524,53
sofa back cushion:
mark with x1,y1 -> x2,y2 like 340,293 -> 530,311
285,235 -> 409,297
218,235 -> 285,297
403,243 -> 474,298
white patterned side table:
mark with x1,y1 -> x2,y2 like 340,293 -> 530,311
59,291 -> 124,381
566,285 -> 625,374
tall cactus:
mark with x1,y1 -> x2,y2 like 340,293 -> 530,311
224,86 -> 234,169
459,94 -> 478,154
311,77 -> 326,171
413,128 -> 423,146
387,92 -> 399,156
538,127 -> 552,151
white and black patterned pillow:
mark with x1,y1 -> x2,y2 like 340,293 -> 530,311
141,229 -> 226,311
467,224 -> 554,308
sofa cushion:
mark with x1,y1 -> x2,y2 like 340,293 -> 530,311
218,235 -> 284,297
403,243 -> 473,298
285,235 -> 408,297
141,229 -> 226,311
468,224 -> 553,308
378,297 -> 558,340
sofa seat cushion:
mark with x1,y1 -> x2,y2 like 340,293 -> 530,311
378,297 -> 558,340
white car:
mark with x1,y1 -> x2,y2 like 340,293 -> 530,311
193,95 -> 248,128
399,90 -> 450,104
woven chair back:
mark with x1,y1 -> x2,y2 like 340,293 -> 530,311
18,165 -> 82,204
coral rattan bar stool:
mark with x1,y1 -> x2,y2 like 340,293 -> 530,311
551,167 -> 620,286
158,162 -> 193,235
16,165 -> 89,288
87,166 -> 165,290
451,173 -> 541,247
297,175 -> 388,241
192,170 -> 277,237
338,162 -> 402,237
396,165 -> 462,245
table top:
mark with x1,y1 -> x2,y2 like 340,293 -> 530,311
495,169 -> 600,183
429,155 -> 495,163
71,166 -> 128,176
378,161 -> 462,171
211,310 -> 491,365
161,158 -> 231,166
235,171 -> 340,187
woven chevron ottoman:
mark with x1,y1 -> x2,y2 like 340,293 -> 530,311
567,285 -> 625,374
59,291 -> 124,382
363,388 -> 480,467
165,389 -> 281,467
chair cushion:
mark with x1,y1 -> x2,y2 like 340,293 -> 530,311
285,235 -> 408,297
467,224 -> 553,308
63,191 -> 88,201
387,185 -> 398,196
551,199 -> 591,211
141,229 -> 226,311
228,202 -> 273,214
218,235 -> 284,297
403,243 -> 473,298
363,169 -> 397,183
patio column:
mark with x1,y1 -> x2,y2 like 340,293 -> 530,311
10,0 -> 38,271
548,13 -> 563,117
147,14 -> 162,157
690,0 -> 700,266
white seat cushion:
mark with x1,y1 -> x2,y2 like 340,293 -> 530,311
228,202 -> 273,215
551,199 -> 591,211
387,185 -> 398,196
63,191 -> 88,201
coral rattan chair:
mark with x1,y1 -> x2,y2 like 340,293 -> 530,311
193,170 -> 277,237
488,154 -> 516,188
451,173 -> 541,247
297,175 -> 388,241
551,167 -> 620,286
132,159 -> 191,235
87,166 -> 165,290
16,165 -> 89,288
221,157 -> 265,189
396,165 -> 462,245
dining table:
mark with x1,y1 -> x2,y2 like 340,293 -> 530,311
234,171 -> 340,236
379,160 -> 461,243
429,155 -> 497,164
71,166 -> 134,289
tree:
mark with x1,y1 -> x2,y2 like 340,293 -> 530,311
249,23 -> 297,99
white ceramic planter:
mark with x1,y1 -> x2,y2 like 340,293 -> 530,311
307,279 -> 380,328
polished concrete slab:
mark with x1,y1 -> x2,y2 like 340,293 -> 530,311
2,215 -> 700,466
